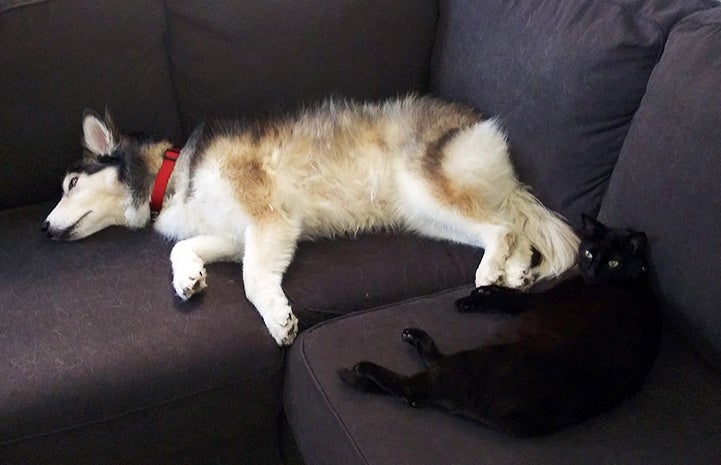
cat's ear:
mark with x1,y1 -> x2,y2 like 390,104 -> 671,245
581,214 -> 606,239
628,232 -> 648,256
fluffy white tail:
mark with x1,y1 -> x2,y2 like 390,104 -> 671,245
502,187 -> 579,281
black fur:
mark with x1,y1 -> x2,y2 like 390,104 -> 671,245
73,111 -> 159,208
68,156 -> 123,177
339,216 -> 661,436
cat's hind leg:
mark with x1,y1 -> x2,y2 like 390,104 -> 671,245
402,328 -> 443,363
337,365 -> 389,394
341,362 -> 426,407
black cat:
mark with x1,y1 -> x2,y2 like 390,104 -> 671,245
338,216 -> 662,436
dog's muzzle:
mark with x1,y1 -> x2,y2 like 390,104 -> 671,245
42,211 -> 91,240
42,221 -> 72,240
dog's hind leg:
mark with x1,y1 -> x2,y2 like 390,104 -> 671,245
171,235 -> 243,300
242,215 -> 301,346
399,119 -> 537,289
402,207 -> 513,287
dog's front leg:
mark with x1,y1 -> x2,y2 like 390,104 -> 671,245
171,235 -> 243,300
242,216 -> 301,346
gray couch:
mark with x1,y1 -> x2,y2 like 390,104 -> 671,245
2,1 -> 720,464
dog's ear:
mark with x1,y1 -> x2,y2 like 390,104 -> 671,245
82,109 -> 116,156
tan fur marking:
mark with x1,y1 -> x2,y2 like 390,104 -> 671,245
422,128 -> 491,221
211,137 -> 275,220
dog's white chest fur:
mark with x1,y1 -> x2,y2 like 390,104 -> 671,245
154,163 -> 251,243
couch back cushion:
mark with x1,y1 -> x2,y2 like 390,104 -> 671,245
165,0 -> 438,134
599,7 -> 721,369
430,0 -> 716,230
0,0 -> 181,210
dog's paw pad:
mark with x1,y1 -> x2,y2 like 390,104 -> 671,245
173,260 -> 207,300
265,308 -> 299,346
475,267 -> 504,287
504,263 -> 535,290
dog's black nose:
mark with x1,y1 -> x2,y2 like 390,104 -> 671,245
42,221 -> 59,239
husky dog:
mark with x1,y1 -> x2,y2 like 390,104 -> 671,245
43,96 -> 579,345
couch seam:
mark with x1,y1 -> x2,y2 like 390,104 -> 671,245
672,9 -> 721,29
0,0 -> 47,15
285,276 -> 476,324
159,0 -> 187,139
298,334 -> 371,465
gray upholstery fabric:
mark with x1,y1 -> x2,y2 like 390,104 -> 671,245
0,0 -> 180,209
430,0 -> 717,230
285,288 -> 721,465
3,0 -> 721,463
599,7 -> 721,369
0,204 -> 283,464
165,0 -> 438,134
285,234 -> 482,327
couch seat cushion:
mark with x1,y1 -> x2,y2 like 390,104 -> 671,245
284,234 -> 482,328
0,203 -> 283,464
0,201 -> 484,464
284,287 -> 721,465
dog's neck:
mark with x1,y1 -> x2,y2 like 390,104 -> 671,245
123,140 -> 177,228
149,146 -> 181,219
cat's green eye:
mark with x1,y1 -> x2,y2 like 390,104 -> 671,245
607,259 -> 620,269
583,250 -> 593,259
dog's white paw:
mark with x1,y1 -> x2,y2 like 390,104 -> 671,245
475,262 -> 505,287
504,253 -> 535,290
504,260 -> 535,290
172,257 -> 208,300
263,305 -> 298,346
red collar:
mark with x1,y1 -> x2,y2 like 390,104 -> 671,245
150,147 -> 180,219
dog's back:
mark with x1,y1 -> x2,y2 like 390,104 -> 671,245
182,96 -> 497,238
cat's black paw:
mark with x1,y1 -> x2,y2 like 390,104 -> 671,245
353,361 -> 380,376
470,284 -> 506,296
402,327 -> 442,361
401,327 -> 428,346
455,294 -> 484,312
337,363 -> 385,394
457,285 -> 523,312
